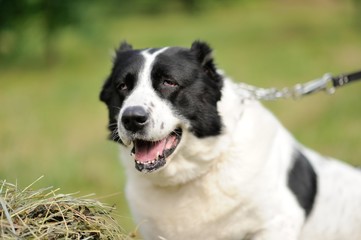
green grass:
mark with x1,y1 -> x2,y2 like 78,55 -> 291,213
1,0 -> 361,234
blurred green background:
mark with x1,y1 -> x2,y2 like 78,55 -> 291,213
1,0 -> 361,234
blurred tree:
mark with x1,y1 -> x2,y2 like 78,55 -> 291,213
0,0 -> 242,65
0,0 -> 33,60
0,1 -> 29,30
40,0 -> 85,64
106,0 -> 240,16
180,0 -> 238,13
0,0 -> 88,65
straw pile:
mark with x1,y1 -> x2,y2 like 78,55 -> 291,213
0,178 -> 132,239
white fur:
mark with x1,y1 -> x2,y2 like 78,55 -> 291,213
116,54 -> 361,239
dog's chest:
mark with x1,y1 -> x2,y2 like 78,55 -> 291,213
127,178 -> 262,240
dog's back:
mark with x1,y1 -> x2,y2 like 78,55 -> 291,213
301,149 -> 361,240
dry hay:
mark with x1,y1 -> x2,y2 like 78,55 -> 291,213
0,177 -> 133,239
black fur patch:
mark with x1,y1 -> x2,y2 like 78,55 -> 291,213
288,150 -> 317,217
150,42 -> 223,138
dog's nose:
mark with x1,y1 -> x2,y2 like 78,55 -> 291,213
121,106 -> 149,132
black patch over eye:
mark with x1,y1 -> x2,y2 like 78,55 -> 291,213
117,83 -> 127,91
117,73 -> 135,92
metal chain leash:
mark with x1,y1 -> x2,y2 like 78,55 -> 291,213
236,71 -> 361,101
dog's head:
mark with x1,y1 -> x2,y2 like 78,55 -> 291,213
100,41 -> 224,175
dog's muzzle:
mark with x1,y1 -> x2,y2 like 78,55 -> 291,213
119,106 -> 183,173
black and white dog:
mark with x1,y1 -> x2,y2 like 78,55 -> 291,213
100,41 -> 361,240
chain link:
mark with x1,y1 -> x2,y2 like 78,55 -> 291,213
236,73 -> 336,101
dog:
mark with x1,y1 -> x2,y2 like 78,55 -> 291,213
99,41 -> 361,240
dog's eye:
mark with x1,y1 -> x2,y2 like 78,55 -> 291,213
117,83 -> 127,91
162,79 -> 178,87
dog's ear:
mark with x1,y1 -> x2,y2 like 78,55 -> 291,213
112,41 -> 133,62
118,41 -> 133,52
99,76 -> 113,104
191,41 -> 213,66
99,76 -> 123,144
191,41 -> 221,83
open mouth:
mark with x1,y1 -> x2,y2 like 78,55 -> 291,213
131,128 -> 182,172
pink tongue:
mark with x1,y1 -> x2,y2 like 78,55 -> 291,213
134,135 -> 176,163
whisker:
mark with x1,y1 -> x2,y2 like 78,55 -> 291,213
171,129 -> 182,138
109,127 -> 120,141
111,129 -> 123,144
111,129 -> 119,138
110,105 -> 122,111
